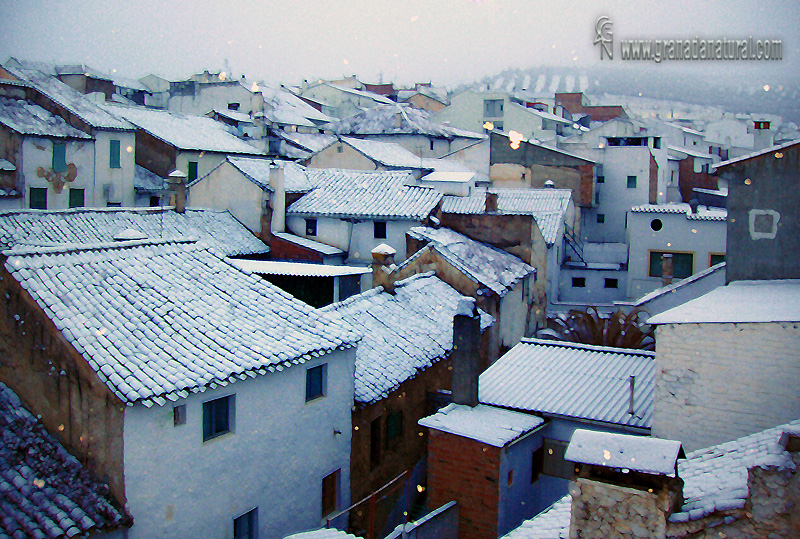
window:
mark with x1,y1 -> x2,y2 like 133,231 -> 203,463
149,195 -> 160,207
571,277 -> 586,288
228,102 -> 240,111
531,445 -> 545,483
370,416 -> 381,468
650,218 -> 663,231
429,139 -> 435,151
597,175 -> 605,184
233,508 -> 258,539
202,395 -> 234,441
627,175 -> 637,189
173,404 -> 186,426
188,161 -> 198,183
604,278 -> 619,289
387,411 -> 403,446
649,252 -> 694,280
109,139 -> 121,168
653,137 -> 661,149
106,202 -> 122,207
336,144 -> 344,153
596,214 -> 605,223
305,218 -> 317,236
493,121 -> 504,131
507,469 -> 514,486
305,364 -> 326,402
710,253 -> 725,267
483,98 -> 504,117
374,220 -> 387,239
52,143 -> 67,173
29,188 -> 47,210
68,188 -> 84,209
542,439 -> 573,479
322,469 -> 340,517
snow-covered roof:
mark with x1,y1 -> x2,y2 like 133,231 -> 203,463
633,262 -> 726,309
500,495 -> 571,539
286,170 -> 441,220
340,136 -> 430,169
279,132 -> 337,153
713,139 -> 800,170
492,132 -> 597,163
667,144 -> 715,160
441,188 -> 572,246
671,419 -> 800,523
2,65 -> 134,131
0,382 -> 130,538
629,203 -> 726,221
272,232 -> 344,255
479,339 -> 655,429
133,165 -> 166,193
648,280 -> 800,324
207,155 -> 276,191
284,528 -> 364,539
419,171 -> 476,183
322,272 -> 492,404
0,207 -> 268,257
418,403 -> 543,447
0,96 -> 93,139
325,104 -> 485,140
405,227 -> 535,297
102,103 -> 263,154
231,259 -> 369,277
0,159 -> 15,171
209,108 -> 253,124
565,429 -> 683,475
5,240 -> 359,406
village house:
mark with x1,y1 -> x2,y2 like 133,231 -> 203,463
205,107 -> 259,139
398,85 -> 449,113
304,136 -> 434,178
299,82 -> 395,119
273,131 -> 338,159
0,237 -> 359,539
554,92 -> 628,123
322,271 -> 492,536
167,72 -> 265,118
0,65 -> 138,209
0,381 -> 131,538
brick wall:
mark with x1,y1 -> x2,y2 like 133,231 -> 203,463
653,321 -> 800,451
427,429 -> 501,539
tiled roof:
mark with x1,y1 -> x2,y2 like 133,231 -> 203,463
441,188 -> 572,245
216,155 -> 275,191
0,97 -> 92,139
671,419 -> 800,523
0,207 -> 269,257
279,132 -> 337,153
479,339 -> 655,429
325,104 -> 485,140
565,429 -> 682,475
262,86 -> 334,125
272,232 -> 344,255
648,279 -> 800,324
668,145 -> 715,160
419,403 -> 543,447
231,260 -> 369,277
322,272 -> 491,404
102,102 -> 263,154
340,137 -> 430,169
286,170 -> 441,220
5,240 -> 359,406
630,203 -> 726,221
405,227 -> 535,297
209,108 -> 253,124
500,495 -> 571,539
133,165 -> 165,192
633,262 -> 726,308
0,382 -> 130,537
2,65 -> 134,131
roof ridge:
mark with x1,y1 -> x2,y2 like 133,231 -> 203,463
4,237 -> 198,258
519,337 -> 656,356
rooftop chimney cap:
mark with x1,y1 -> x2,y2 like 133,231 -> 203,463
455,298 -> 476,317
544,180 -> 555,188
372,243 -> 396,256
167,169 -> 188,183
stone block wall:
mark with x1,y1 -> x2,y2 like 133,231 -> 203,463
653,321 -> 800,451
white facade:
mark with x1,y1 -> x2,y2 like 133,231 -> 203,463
626,206 -> 726,301
20,135 -> 94,209
122,349 -> 355,539
188,162 -> 268,234
169,82 -> 264,117
176,150 -> 232,185
93,130 -> 136,207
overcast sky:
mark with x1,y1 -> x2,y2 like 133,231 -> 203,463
1,0 -> 796,88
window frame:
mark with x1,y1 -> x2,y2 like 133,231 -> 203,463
596,213 -> 605,224
483,98 -> 504,118
52,142 -> 67,173
305,218 -> 317,236
626,175 -> 637,189
373,220 -> 387,239
29,187 -> 47,210
322,469 -> 340,517
188,161 -> 198,183
531,444 -> 545,483
233,508 -> 258,539
648,250 -> 695,280
709,253 -> 726,267
68,188 -> 85,209
571,277 -> 586,288
542,438 -> 573,479
202,394 -> 235,442
305,364 -> 327,402
604,278 -> 619,289
109,139 -> 121,169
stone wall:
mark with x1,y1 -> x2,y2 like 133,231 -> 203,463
653,321 -> 800,451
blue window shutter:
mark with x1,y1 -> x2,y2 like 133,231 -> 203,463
52,143 -> 67,172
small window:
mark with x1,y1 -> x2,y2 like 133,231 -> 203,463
572,277 -> 586,288
429,139 -> 435,151
531,445 -> 545,483
483,98 -> 504,117
52,143 -> 67,173
149,195 -> 160,207
374,220 -> 387,239
173,404 -> 186,426
494,121 -> 504,131
305,364 -> 326,402
233,508 -> 258,539
507,469 -> 514,486
305,218 -> 317,236
710,253 -> 725,267
597,175 -> 605,184
202,395 -> 234,441
322,469 -> 340,517
370,417 -> 381,468
106,202 -> 122,207
336,144 -> 344,153
387,411 -> 403,446
542,439 -> 573,479
29,188 -> 47,210
653,137 -> 661,149
110,140 -> 121,168
596,214 -> 605,224
228,102 -> 240,111
627,175 -> 637,189
188,161 -> 198,183
650,218 -> 663,231
604,278 -> 618,289
68,188 -> 84,209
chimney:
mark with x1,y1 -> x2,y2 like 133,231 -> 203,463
167,169 -> 188,214
451,299 -> 481,407
371,244 -> 397,294
628,375 -> 636,415
485,191 -> 498,213
394,111 -> 403,128
544,179 -> 555,189
688,198 -> 699,214
661,253 -> 674,286
268,164 -> 285,233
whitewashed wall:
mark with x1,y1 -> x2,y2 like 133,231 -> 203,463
653,322 -> 800,452
188,163 -> 266,234
122,348 -> 355,539
22,136 -> 94,209
93,131 -> 136,207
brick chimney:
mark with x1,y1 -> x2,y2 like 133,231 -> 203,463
485,190 -> 498,213
661,253 -> 674,286
395,111 -> 403,128
451,299 -> 481,407
268,163 -> 285,233
371,244 -> 397,294
167,169 -> 188,214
